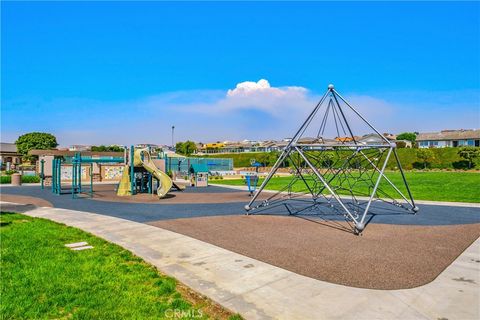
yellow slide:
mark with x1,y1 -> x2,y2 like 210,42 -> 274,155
116,148 -> 173,198
116,165 -> 131,196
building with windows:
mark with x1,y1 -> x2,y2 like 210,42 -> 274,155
0,142 -> 22,169
68,145 -> 91,151
417,129 -> 480,148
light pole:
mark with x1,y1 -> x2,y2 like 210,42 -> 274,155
171,125 -> 175,149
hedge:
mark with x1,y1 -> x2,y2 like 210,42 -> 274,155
0,175 -> 41,184
200,147 -> 480,170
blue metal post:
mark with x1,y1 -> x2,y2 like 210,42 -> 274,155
148,173 -> 152,194
51,159 -> 55,193
72,157 -> 76,199
55,158 -> 58,194
40,159 -> 45,190
77,153 -> 82,193
54,158 -> 61,195
130,146 -> 135,195
58,158 -> 61,194
90,162 -> 93,197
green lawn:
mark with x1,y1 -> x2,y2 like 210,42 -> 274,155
0,212 -> 240,319
213,171 -> 480,203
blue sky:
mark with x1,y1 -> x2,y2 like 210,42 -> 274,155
2,1 -> 479,146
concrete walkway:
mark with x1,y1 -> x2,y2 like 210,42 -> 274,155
3,202 -> 479,320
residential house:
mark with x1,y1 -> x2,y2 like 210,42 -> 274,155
417,129 -> 480,148
68,145 -> 91,151
0,142 -> 22,169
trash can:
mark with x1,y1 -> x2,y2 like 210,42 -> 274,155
11,173 -> 22,186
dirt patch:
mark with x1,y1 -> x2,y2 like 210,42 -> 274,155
0,194 -> 53,208
150,215 -> 480,290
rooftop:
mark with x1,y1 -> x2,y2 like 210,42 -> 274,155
29,149 -> 124,157
417,129 -> 480,141
0,143 -> 18,153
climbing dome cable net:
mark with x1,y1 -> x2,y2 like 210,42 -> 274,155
244,85 -> 418,234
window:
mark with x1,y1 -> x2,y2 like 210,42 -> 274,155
467,140 -> 474,146
420,141 -> 429,147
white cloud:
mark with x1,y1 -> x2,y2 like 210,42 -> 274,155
157,79 -> 313,116
226,79 -> 307,98
227,79 -> 272,96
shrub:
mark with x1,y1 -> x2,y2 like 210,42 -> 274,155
458,147 -> 480,169
396,141 -> 407,148
0,175 -> 40,184
452,160 -> 474,170
416,149 -> 435,169
1,176 -> 11,184
22,175 -> 40,183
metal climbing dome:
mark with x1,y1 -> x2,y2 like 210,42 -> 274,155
245,84 -> 418,234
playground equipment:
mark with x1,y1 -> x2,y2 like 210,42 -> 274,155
245,84 -> 418,234
189,164 -> 209,187
50,153 -> 123,198
117,146 -> 184,198
245,160 -> 262,196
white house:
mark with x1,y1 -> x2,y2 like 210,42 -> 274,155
416,129 -> 480,148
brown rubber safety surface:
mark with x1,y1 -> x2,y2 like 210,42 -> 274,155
0,194 -> 53,207
150,215 -> 480,290
90,184 -> 271,204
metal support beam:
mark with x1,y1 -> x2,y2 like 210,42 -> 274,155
359,147 -> 393,228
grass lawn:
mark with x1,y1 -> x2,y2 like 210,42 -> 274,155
213,171 -> 480,203
0,212 -> 241,320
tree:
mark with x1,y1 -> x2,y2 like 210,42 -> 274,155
458,147 -> 480,169
175,141 -> 197,156
416,148 -> 435,169
257,151 -> 279,167
175,142 -> 184,154
91,145 -> 124,152
15,132 -> 58,162
396,132 -> 417,142
183,141 -> 197,155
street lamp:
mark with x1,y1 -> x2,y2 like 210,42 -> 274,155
171,125 -> 175,149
